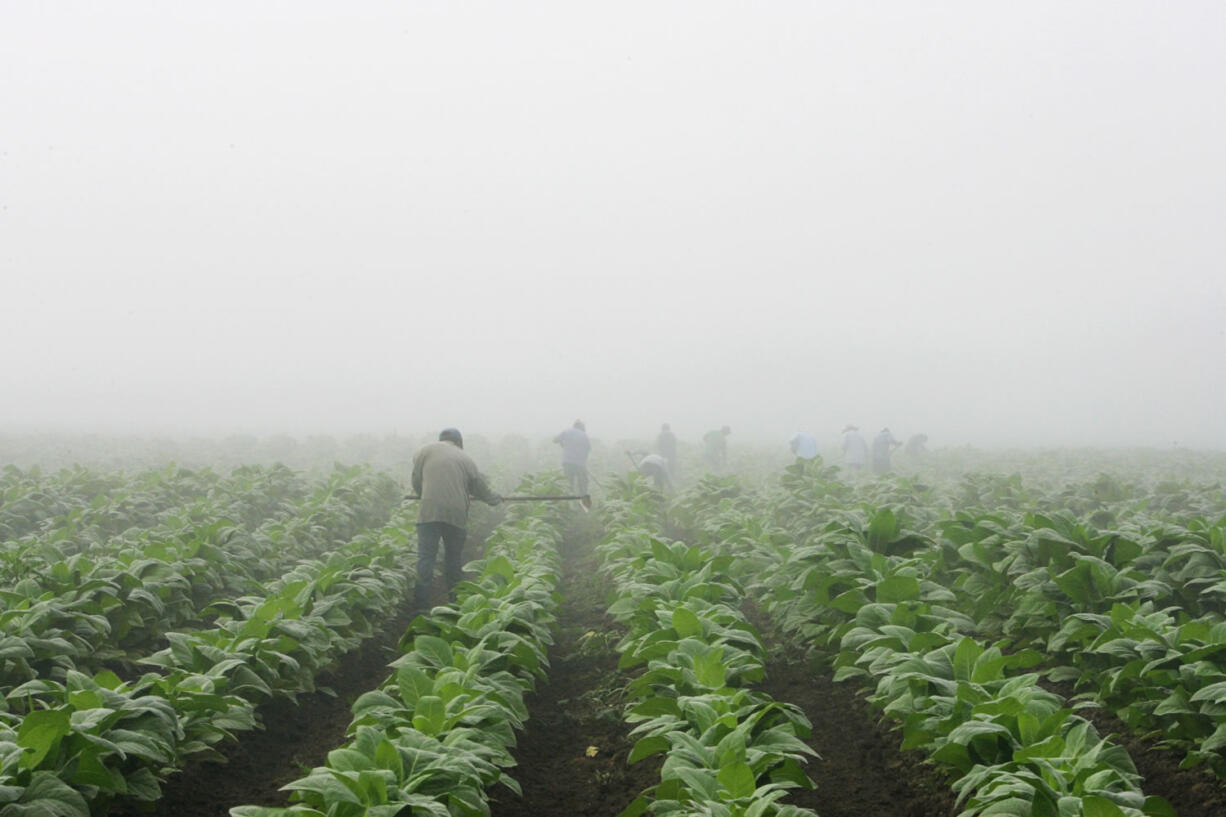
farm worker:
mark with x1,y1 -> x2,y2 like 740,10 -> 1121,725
789,432 -> 819,460
905,433 -> 929,457
553,420 -> 591,496
841,425 -> 868,475
636,453 -> 675,492
703,426 -> 731,469
411,428 -> 501,607
872,427 -> 903,474
656,423 -> 678,476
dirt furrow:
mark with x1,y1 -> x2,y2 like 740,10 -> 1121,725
756,659 -> 959,817
490,529 -> 662,817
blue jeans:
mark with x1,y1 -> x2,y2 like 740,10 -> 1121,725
415,522 -> 467,607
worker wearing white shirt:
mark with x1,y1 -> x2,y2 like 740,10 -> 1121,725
841,425 -> 868,475
637,453 -> 675,492
789,432 -> 818,460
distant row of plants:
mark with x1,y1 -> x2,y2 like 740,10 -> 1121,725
0,464 -> 230,545
0,464 -> 316,569
0,466 -> 401,693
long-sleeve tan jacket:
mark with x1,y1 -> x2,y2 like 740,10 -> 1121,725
411,441 -> 501,528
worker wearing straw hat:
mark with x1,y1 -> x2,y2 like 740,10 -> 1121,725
841,424 -> 868,477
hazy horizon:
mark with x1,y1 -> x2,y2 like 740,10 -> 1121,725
3,2 -> 1223,451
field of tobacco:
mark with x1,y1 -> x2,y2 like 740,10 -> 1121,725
0,453 -> 1224,817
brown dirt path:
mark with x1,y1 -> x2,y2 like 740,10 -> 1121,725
490,521 -> 662,817
757,659 -> 960,817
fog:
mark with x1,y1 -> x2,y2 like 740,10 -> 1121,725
3,2 -> 1223,451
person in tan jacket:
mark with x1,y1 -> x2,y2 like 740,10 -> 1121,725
411,427 -> 501,606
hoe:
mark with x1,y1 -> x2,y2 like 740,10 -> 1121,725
405,493 -> 592,511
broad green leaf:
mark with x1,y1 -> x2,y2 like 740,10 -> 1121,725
631,696 -> 681,719
867,508 -> 899,547
717,761 -> 756,799
374,739 -> 403,781
395,666 -> 434,708
628,735 -> 670,764
92,670 -> 124,691
412,636 -> 454,669
876,575 -> 920,603
411,696 -> 446,736
482,555 -> 515,582
952,637 -> 983,682
0,771 -> 90,817
123,767 -> 163,803
672,608 -> 702,638
616,796 -> 650,817
693,649 -> 727,689
1142,796 -> 1178,817
18,709 -> 72,770
768,757 -> 815,790
327,748 -> 375,773
1083,795 -> 1127,817
830,589 -> 865,614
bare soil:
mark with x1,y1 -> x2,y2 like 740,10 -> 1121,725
490,525 -> 663,817
755,658 -> 960,817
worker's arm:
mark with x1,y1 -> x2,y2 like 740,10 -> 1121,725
469,472 -> 502,506
410,451 -> 424,496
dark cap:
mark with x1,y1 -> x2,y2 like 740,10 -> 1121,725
438,428 -> 463,447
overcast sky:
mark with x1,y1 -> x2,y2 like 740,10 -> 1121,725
2,2 -> 1223,449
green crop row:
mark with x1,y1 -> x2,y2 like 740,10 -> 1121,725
936,508 -> 1226,776
230,478 -> 566,817
0,504 -> 416,816
667,475 -> 1177,817
680,464 -> 1226,779
809,474 -> 1226,778
599,478 -> 819,817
